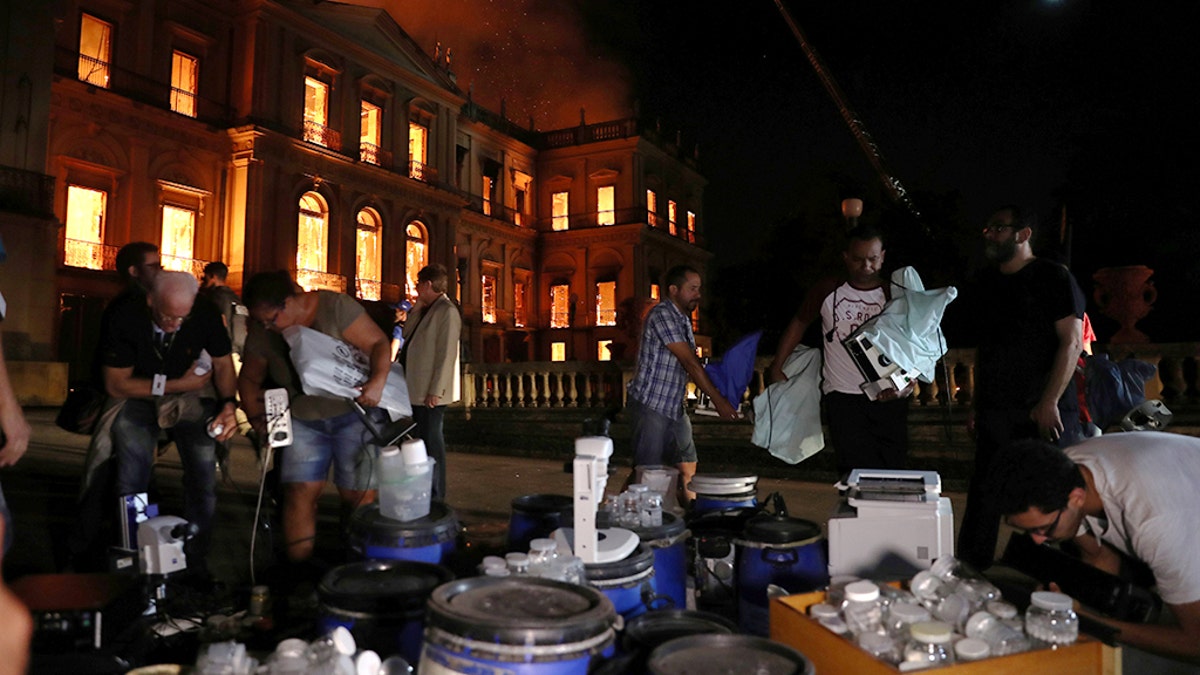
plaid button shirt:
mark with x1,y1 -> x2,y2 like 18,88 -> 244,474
627,299 -> 695,419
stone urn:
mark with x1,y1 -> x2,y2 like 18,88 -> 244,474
1093,265 -> 1156,344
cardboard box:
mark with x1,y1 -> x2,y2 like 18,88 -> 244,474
770,591 -> 1120,674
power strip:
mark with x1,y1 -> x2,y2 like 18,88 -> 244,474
264,388 -> 293,448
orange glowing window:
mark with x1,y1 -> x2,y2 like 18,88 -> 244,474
482,176 -> 494,216
297,191 -> 328,275
646,189 -> 659,227
596,281 -> 616,327
668,200 -> 678,236
64,185 -> 106,269
405,222 -> 428,301
650,284 -> 660,301
170,51 -> 198,117
552,191 -> 569,231
304,77 -> 330,144
514,281 -> 528,328
409,122 -> 428,178
482,274 -> 498,324
598,340 -> 613,362
550,284 -> 570,328
691,306 -> 699,332
597,186 -> 615,226
360,101 -> 382,164
356,208 -> 382,301
687,211 -> 696,243
78,14 -> 111,88
160,205 -> 196,271
551,342 -> 566,362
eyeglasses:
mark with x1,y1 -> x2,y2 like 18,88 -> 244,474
260,307 -> 284,330
982,223 -> 1014,235
1020,508 -> 1064,539
154,309 -> 189,326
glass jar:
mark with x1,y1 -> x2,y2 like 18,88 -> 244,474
640,492 -> 664,527
1025,591 -> 1079,646
903,621 -> 955,667
987,599 -> 1024,631
965,610 -> 1030,656
954,637 -> 991,662
886,601 -> 932,639
858,631 -> 901,664
505,552 -> 529,575
809,602 -> 840,621
842,580 -> 884,635
818,615 -> 849,635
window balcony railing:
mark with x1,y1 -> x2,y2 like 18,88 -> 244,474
161,254 -> 209,277
77,54 -> 110,88
535,208 -> 705,245
63,238 -> 118,271
303,120 -> 342,151
170,87 -> 197,118
359,143 -> 392,168
356,277 -> 382,302
297,268 -> 347,293
408,160 -> 437,183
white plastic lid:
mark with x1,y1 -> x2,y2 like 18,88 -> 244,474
331,626 -> 357,655
965,611 -> 997,636
400,438 -> 428,465
890,602 -> 931,624
628,483 -> 650,493
484,567 -> 511,577
355,650 -> 382,675
505,552 -> 529,563
844,580 -> 881,602
530,538 -> 557,552
955,637 -> 991,660
809,602 -> 840,620
987,599 -> 1018,619
275,638 -> 308,656
818,616 -> 848,635
909,621 -> 953,644
1031,591 -> 1075,612
482,556 -> 506,569
910,570 -> 943,600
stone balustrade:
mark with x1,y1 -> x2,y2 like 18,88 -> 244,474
461,343 -> 1200,413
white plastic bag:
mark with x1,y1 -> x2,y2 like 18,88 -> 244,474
282,325 -> 412,420
752,345 -> 825,464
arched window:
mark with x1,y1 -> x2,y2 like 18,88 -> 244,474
405,221 -> 428,301
297,191 -> 328,277
356,207 -> 382,300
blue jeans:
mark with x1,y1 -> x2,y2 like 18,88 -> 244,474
287,409 -> 382,490
628,396 -> 696,468
412,405 -> 447,500
0,481 -> 11,553
112,397 -> 217,565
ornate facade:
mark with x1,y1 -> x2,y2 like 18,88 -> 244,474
26,0 -> 712,382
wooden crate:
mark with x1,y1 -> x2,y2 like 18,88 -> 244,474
770,591 -> 1120,674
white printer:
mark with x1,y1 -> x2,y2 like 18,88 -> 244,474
827,469 -> 954,579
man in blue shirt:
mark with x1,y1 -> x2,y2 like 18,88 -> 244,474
627,265 -> 738,501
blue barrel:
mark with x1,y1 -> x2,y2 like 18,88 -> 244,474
688,474 -> 758,517
347,500 -> 458,563
735,515 -> 829,636
421,576 -> 617,674
585,544 -> 667,622
507,494 -> 573,553
317,560 -> 452,665
629,513 -> 690,611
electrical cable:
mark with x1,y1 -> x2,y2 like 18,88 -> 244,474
248,403 -> 289,587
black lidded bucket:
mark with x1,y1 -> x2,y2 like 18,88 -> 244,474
317,559 -> 454,666
647,634 -> 815,675
507,494 -> 574,553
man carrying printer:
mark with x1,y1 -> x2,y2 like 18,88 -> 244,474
987,434 -> 1200,664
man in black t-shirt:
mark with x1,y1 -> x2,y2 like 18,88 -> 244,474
99,271 -> 238,571
958,206 -> 1085,570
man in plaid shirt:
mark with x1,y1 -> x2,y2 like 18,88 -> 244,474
627,265 -> 738,501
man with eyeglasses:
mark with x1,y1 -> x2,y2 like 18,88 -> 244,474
97,270 -> 238,577
957,205 -> 1086,571
988,434 -> 1200,664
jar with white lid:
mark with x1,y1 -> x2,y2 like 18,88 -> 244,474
1026,591 -> 1079,646
842,580 -> 884,635
858,630 -> 901,664
809,602 -> 840,620
903,621 -> 955,666
965,610 -> 1031,655
886,601 -> 932,639
954,637 -> 991,662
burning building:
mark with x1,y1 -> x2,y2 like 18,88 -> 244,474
3,0 -> 712,390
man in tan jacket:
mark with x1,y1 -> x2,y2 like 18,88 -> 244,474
399,264 -> 462,500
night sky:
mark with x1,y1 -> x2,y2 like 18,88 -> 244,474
392,0 -> 1200,342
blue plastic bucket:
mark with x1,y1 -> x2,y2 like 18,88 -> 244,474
688,474 -> 758,517
734,515 -> 829,636
508,494 -> 574,553
347,500 -> 458,563
585,544 -> 667,623
421,576 -> 617,675
316,559 -> 452,665
629,513 -> 690,611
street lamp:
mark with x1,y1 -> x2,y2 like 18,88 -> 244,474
841,198 -> 863,230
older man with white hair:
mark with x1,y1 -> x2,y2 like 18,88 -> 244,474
99,270 -> 238,574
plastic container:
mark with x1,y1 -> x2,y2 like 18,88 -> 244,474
858,631 -> 901,664
955,637 -> 992,662
734,512 -> 829,636
346,501 -> 458,563
808,602 -> 840,620
886,601 -> 931,639
965,610 -> 1031,656
842,580 -> 885,636
1026,591 -> 1080,646
629,511 -> 690,610
507,494 -> 573,553
689,473 -> 758,516
585,544 -> 664,621
903,621 -> 955,667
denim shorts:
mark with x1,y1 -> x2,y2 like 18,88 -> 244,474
628,396 -> 697,466
284,409 -> 382,490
